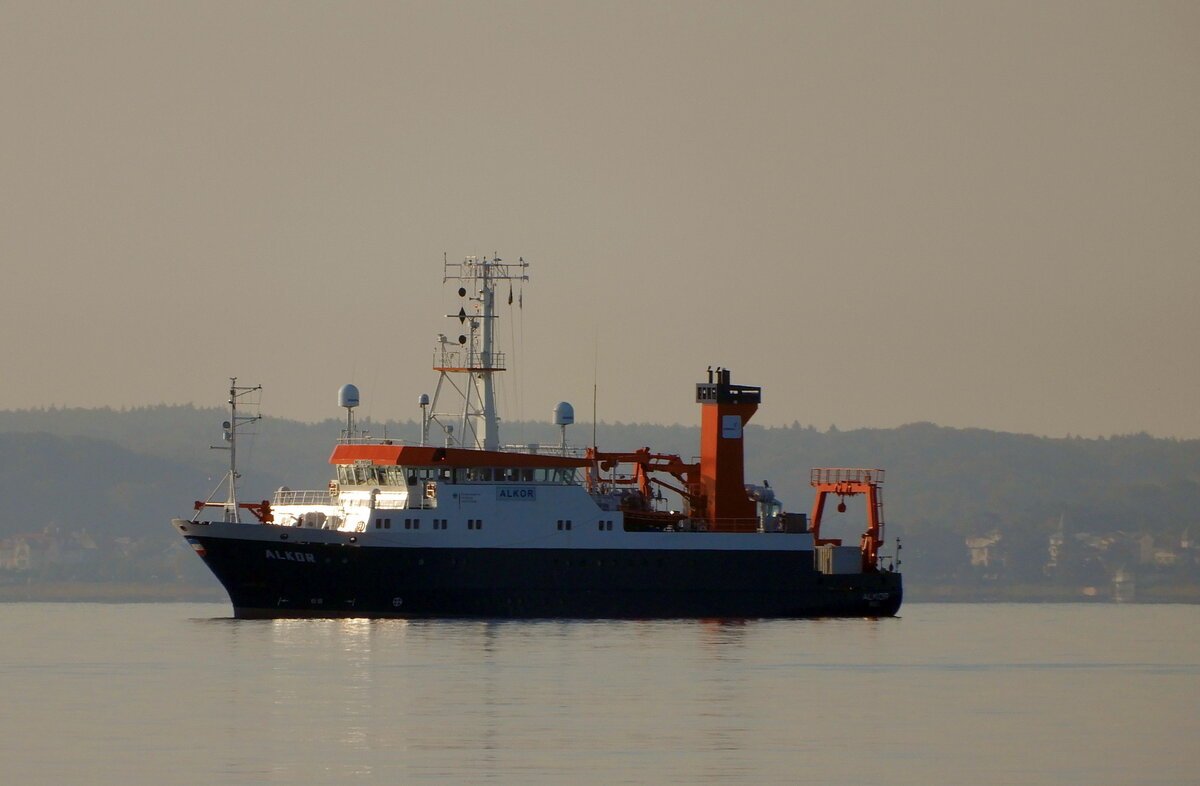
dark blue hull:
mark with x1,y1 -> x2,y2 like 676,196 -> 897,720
189,533 -> 902,619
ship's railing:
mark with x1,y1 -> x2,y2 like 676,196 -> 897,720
274,488 -> 416,510
433,346 -> 507,370
328,435 -> 588,459
500,443 -> 589,458
335,434 -> 410,445
810,468 -> 885,485
705,518 -> 764,533
624,517 -> 775,534
273,489 -> 334,506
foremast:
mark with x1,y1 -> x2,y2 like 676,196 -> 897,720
429,255 -> 528,451
195,378 -> 264,523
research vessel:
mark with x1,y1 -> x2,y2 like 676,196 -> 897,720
173,256 -> 902,618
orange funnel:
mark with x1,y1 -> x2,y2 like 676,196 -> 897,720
696,368 -> 760,530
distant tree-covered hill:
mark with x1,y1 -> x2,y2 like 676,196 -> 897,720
1,407 -> 1198,593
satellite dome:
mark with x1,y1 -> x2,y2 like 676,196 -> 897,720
338,383 -> 360,409
554,401 -> 575,426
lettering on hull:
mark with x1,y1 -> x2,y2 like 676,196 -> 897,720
497,487 -> 537,501
265,549 -> 317,563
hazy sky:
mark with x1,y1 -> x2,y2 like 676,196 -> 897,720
3,1 -> 1198,439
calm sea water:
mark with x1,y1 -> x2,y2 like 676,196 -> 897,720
0,602 -> 1195,784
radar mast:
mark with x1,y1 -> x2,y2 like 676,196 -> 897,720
428,255 -> 528,450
